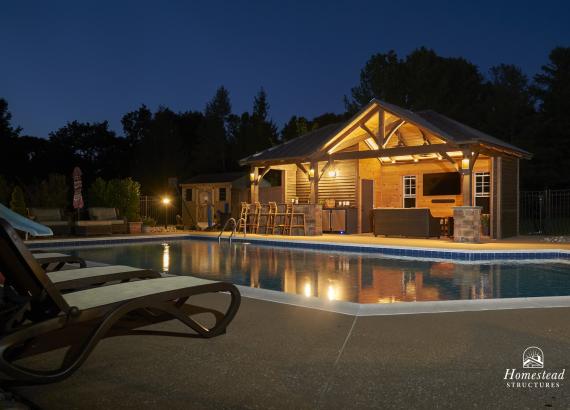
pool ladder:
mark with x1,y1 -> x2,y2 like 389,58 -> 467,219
218,217 -> 246,243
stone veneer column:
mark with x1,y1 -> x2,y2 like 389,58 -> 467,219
453,206 -> 482,243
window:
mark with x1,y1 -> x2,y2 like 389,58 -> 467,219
403,176 -> 416,208
474,172 -> 490,213
184,188 -> 192,202
219,187 -> 227,201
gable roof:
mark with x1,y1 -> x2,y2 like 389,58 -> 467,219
240,99 -> 531,165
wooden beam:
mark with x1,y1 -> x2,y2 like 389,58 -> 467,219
396,130 -> 407,147
258,166 -> 272,181
378,109 -> 385,145
296,162 -> 309,178
440,152 -> 458,170
319,107 -> 379,156
327,143 -> 452,161
382,120 -> 405,147
360,124 -> 375,140
419,129 -> 431,145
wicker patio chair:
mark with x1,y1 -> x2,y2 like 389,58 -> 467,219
0,218 -> 241,385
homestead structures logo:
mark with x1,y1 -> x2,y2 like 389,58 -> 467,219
504,346 -> 565,388
523,346 -> 544,368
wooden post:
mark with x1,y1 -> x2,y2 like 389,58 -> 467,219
309,161 -> 318,204
462,172 -> 472,206
250,166 -> 259,203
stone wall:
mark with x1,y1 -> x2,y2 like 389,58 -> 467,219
453,206 -> 482,243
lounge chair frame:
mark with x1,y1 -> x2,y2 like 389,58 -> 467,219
0,218 -> 241,385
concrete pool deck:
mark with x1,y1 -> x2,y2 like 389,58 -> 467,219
10,294 -> 570,409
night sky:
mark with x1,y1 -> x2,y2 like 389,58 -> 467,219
1,0 -> 569,138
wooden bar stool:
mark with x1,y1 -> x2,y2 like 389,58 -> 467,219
265,202 -> 278,234
275,203 -> 290,235
248,202 -> 262,234
284,204 -> 306,235
237,202 -> 249,233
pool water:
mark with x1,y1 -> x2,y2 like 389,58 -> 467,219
58,239 -> 570,303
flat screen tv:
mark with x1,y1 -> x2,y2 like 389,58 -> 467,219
423,172 -> 461,196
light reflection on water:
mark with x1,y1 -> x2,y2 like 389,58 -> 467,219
61,240 -> 570,303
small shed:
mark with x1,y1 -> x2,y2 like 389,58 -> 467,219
180,172 -> 270,228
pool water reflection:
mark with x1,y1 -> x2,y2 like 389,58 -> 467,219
60,240 -> 570,303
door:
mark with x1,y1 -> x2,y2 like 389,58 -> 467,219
361,179 -> 374,233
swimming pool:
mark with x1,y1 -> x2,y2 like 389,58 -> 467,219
51,238 -> 570,304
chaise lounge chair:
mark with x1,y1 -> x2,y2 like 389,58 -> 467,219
32,251 -> 87,271
0,218 -> 241,385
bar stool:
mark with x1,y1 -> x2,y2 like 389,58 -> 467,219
237,202 -> 249,233
248,202 -> 262,234
284,203 -> 306,236
265,202 -> 278,234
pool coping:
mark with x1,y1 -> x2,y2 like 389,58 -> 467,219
237,286 -> 570,316
27,232 -> 570,263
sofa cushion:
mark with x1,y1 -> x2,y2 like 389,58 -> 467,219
29,208 -> 62,222
75,220 -> 113,226
89,207 -> 119,221
44,221 -> 69,227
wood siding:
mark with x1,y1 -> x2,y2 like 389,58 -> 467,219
378,158 -> 491,218
316,159 -> 357,205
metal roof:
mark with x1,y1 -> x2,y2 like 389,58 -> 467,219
239,123 -> 343,164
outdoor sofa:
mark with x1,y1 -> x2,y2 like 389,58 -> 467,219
0,217 -> 241,385
372,208 -> 441,238
27,208 -> 71,236
74,207 -> 128,236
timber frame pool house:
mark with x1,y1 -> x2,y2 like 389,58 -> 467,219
240,99 -> 531,240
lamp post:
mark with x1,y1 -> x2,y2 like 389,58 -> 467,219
161,196 -> 171,229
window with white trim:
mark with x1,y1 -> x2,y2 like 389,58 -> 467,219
474,172 -> 490,213
403,175 -> 416,208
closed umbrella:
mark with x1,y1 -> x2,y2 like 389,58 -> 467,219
72,167 -> 84,219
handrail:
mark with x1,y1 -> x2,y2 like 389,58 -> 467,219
218,217 -> 247,243
218,218 -> 236,242
229,218 -> 247,242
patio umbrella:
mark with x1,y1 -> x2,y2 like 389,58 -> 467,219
72,166 -> 84,218
0,204 -> 53,236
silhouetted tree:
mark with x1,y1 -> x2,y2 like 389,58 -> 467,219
281,115 -> 310,141
525,47 -> 570,189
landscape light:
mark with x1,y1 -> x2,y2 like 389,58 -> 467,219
162,197 -> 171,205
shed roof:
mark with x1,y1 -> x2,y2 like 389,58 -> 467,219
181,172 -> 246,184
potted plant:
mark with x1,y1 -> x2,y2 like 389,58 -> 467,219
142,217 -> 156,233
481,214 -> 490,236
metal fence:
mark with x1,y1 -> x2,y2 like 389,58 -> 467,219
520,189 -> 570,235
140,196 -> 179,227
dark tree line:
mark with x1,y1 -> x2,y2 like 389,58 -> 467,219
345,47 -> 570,190
1,46 -> 569,203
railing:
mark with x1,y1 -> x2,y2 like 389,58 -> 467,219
140,195 -> 179,227
218,218 -> 246,242
520,189 -> 570,235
